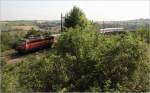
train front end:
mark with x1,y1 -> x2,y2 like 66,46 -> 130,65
15,39 -> 28,53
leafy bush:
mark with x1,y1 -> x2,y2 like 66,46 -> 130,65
55,28 -> 149,92
1,63 -> 21,92
1,31 -> 27,52
1,52 -> 67,92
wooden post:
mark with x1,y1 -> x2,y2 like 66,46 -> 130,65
103,21 -> 105,29
61,13 -> 63,32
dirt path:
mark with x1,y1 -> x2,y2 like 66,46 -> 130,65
1,49 -> 26,64
1,48 -> 52,64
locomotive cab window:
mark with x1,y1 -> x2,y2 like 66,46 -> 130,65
17,40 -> 26,45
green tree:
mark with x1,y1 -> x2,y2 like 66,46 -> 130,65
64,6 -> 91,29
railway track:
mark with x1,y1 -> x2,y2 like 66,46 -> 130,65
1,49 -> 28,64
1,48 -> 52,64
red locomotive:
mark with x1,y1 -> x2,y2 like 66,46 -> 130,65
15,35 -> 55,53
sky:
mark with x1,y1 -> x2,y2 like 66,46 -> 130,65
0,0 -> 149,21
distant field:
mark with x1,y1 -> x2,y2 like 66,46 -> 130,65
10,25 -> 39,31
1,19 -> 149,32
0,20 -> 61,32
0,21 -> 37,31
0,20 -> 36,26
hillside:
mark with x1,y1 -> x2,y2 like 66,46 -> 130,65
1,18 -> 149,32
96,18 -> 150,30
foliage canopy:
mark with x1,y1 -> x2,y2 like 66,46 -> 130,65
64,6 -> 91,29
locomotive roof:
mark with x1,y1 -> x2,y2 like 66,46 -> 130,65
19,35 -> 54,42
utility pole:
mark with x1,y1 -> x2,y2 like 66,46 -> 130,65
61,13 -> 63,32
102,21 -> 104,29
